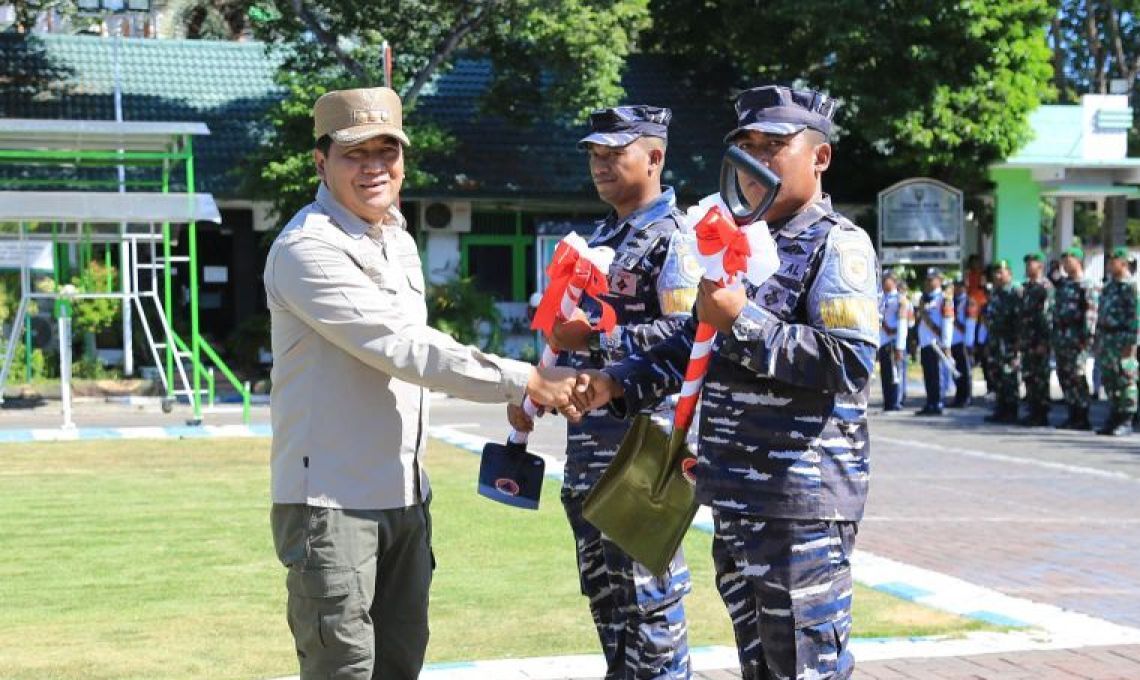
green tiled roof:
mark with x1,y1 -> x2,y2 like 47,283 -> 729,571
411,54 -> 733,202
0,35 -> 734,201
0,33 -> 282,196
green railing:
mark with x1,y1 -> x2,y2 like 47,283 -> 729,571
171,332 -> 251,424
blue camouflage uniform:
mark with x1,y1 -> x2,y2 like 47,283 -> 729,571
915,272 -> 954,414
877,272 -> 908,411
564,105 -> 700,680
604,86 -> 878,680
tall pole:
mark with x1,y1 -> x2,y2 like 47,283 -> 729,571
162,160 -> 174,398
114,16 -> 134,376
383,41 -> 392,89
58,313 -> 74,430
186,135 -> 202,424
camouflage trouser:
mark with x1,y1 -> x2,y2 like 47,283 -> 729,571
1098,343 -> 1139,416
1054,343 -> 1091,409
990,346 -> 1021,409
712,511 -> 857,680
1021,345 -> 1051,409
562,491 -> 691,680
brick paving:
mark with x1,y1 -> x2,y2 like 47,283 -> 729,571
864,401 -> 1140,629
565,645 -> 1140,679
848,644 -> 1140,679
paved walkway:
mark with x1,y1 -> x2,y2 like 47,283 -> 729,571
665,645 -> 1140,679
866,403 -> 1140,629
850,645 -> 1140,679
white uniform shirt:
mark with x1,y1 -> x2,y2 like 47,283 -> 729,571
951,291 -> 976,348
879,289 -> 908,351
917,290 -> 954,349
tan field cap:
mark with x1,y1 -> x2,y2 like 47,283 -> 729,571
313,87 -> 411,147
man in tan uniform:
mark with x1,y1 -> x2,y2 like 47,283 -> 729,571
264,87 -> 582,680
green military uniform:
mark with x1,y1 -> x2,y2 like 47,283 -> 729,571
1095,247 -> 1138,436
1018,253 -> 1053,426
984,264 -> 1023,423
1051,249 -> 1095,430
1132,263 -> 1140,429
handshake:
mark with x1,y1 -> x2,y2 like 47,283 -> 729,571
519,367 -> 626,428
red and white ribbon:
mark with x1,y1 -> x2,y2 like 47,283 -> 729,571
509,232 -> 616,445
674,196 -> 779,482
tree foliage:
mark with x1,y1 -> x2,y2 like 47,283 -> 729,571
244,0 -> 650,224
647,0 -> 1055,197
70,260 -> 120,337
425,277 -> 503,352
162,0 -> 252,40
1050,0 -> 1140,101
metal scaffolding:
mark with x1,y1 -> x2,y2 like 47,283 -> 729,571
0,119 -> 251,426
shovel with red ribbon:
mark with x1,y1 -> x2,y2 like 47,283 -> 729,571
478,232 -> 616,510
581,147 -> 781,575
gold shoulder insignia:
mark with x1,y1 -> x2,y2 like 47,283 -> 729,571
660,287 -> 698,316
819,297 -> 880,331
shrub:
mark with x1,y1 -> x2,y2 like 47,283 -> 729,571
425,277 -> 503,353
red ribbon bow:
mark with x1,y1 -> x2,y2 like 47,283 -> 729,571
695,206 -> 751,279
530,241 -> 617,336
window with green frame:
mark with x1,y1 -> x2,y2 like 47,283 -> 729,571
460,210 -> 533,302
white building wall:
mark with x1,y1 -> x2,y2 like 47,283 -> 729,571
1080,94 -> 1130,161
425,232 -> 461,284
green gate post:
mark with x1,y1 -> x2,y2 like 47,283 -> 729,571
185,136 -> 202,422
162,159 -> 175,397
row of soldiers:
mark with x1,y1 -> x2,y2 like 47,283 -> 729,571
879,246 -> 1140,436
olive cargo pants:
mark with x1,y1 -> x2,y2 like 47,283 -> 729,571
272,501 -> 434,680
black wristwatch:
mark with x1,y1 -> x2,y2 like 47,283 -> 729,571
586,330 -> 604,354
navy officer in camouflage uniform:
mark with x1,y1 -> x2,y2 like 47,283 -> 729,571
511,105 -> 698,679
575,85 -> 878,680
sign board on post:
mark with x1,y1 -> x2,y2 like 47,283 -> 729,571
0,241 -> 54,272
877,178 -> 964,266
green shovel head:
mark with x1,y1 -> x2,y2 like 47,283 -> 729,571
581,414 -> 699,576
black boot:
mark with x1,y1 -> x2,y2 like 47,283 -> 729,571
1097,412 -> 1122,435
1019,405 -> 1049,427
985,404 -> 1018,424
1069,406 -> 1093,431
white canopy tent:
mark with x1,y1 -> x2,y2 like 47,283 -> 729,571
0,117 -> 245,428
0,193 -> 220,428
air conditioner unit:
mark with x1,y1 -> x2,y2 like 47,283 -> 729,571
419,200 -> 472,233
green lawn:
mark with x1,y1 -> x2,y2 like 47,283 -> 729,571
0,437 -> 996,680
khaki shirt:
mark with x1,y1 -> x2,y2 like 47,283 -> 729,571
265,184 -> 531,510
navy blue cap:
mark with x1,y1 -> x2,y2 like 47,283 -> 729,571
724,85 -> 839,142
578,105 -> 671,149
926,267 -> 943,279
